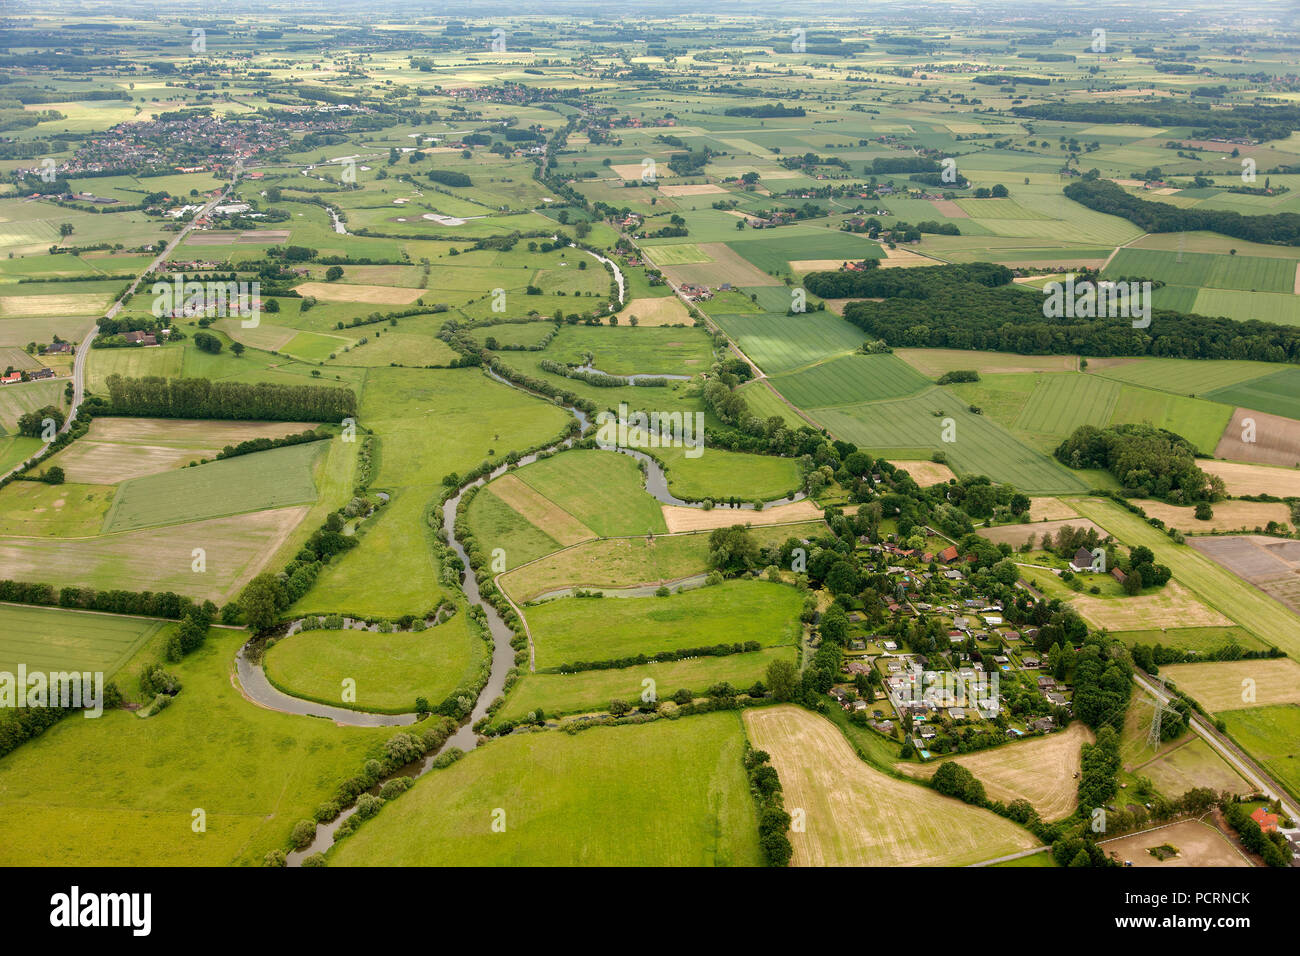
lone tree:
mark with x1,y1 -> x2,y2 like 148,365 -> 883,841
238,573 -> 284,632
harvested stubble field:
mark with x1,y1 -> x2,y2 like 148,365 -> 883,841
1029,497 -> 1078,520
1198,459 -> 1300,497
898,722 -> 1092,822
47,417 -> 316,484
1137,499 -> 1292,534
887,460 -> 957,485
291,281 -> 423,305
660,499 -> 822,533
612,296 -> 693,327
498,521 -> 825,602
895,349 -> 1078,377
978,518 -> 1107,549
743,706 -> 1039,867
1160,658 -> 1300,713
0,506 -> 307,603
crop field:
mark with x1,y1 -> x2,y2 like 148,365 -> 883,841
768,353 -> 930,408
1104,248 -> 1298,294
899,722 -> 1092,822
1209,368 -> 1300,423
0,630 -> 391,866
264,611 -> 484,713
1131,737 -> 1252,798
1110,626 -> 1268,655
735,379 -> 806,428
85,344 -> 184,393
526,579 -> 802,668
102,440 -> 324,533
743,706 -> 1039,866
499,646 -> 794,722
0,604 -> 164,677
1160,659 -> 1300,714
329,712 -> 762,866
1193,288 -> 1300,326
812,388 -> 1088,494
708,312 -> 865,375
464,482 -> 570,572
1090,358 -> 1281,396
1198,459 -> 1300,496
1011,374 -> 1120,446
1107,386 -> 1233,455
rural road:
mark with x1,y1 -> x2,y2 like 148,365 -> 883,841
1133,669 -> 1300,824
0,176 -> 239,483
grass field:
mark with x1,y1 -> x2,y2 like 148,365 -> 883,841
1110,626 -> 1268,655
654,445 -> 801,501
512,449 -> 666,537
768,353 -> 930,408
0,604 -> 164,677
264,610 -> 484,713
103,440 -> 324,533
0,481 -> 115,536
292,489 -> 446,618
1219,705 -> 1300,801
0,629 -> 391,866
499,646 -> 794,721
743,706 -> 1039,866
527,579 -> 802,668
1068,497 -> 1300,656
899,722 -> 1092,822
329,712 -> 762,866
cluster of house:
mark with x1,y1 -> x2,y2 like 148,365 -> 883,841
678,282 -> 713,301
1,367 -> 56,385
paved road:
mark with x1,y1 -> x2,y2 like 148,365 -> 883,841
2,177 -> 239,483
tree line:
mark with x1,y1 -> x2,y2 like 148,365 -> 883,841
828,265 -> 1300,363
1064,178 -> 1300,246
103,374 -> 356,421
